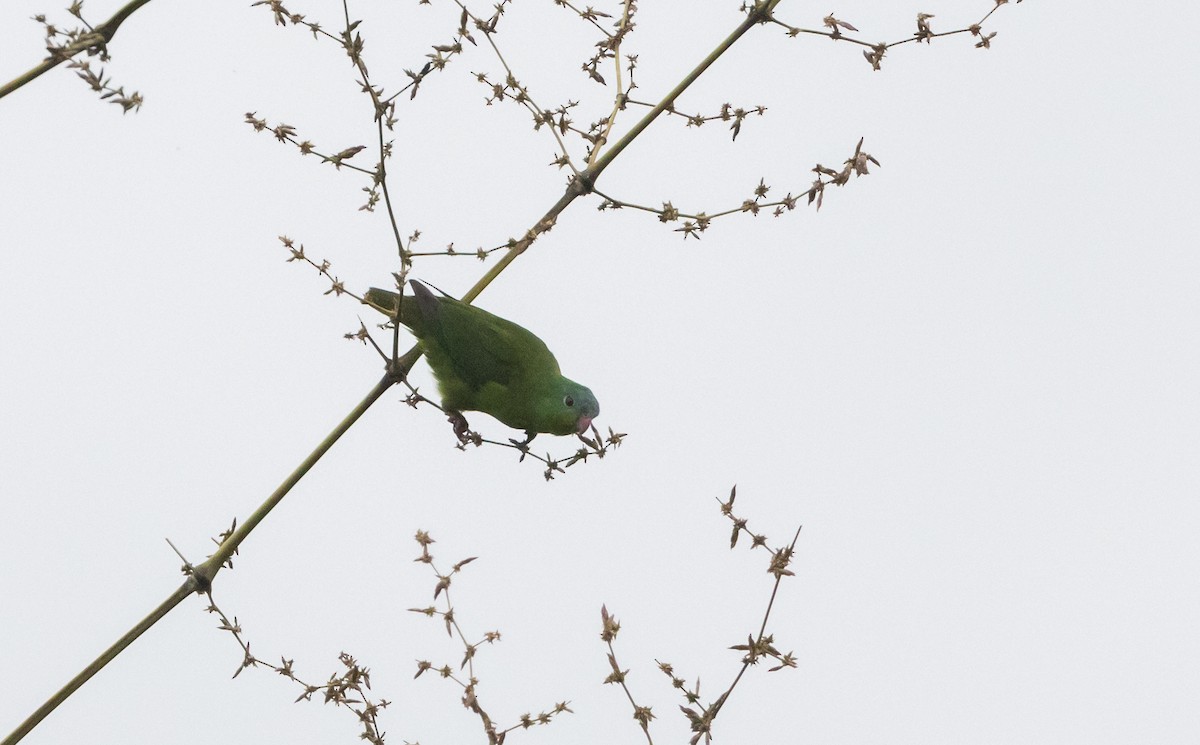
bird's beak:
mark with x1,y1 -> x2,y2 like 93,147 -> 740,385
576,416 -> 593,435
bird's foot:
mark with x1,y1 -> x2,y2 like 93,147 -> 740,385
508,432 -> 537,449
448,411 -> 480,447
508,432 -> 537,462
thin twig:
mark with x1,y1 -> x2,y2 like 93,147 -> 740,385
0,0 -> 154,100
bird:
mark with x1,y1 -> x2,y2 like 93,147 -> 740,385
364,280 -> 599,444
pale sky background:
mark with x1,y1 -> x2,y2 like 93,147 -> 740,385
2,1 -> 1198,744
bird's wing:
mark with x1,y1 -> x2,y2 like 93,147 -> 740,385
430,299 -> 560,392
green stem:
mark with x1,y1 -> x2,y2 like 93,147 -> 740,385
0,0 -> 155,101
459,0 -> 785,303
587,0 -> 783,182
2,375 -> 397,745
194,374 -> 396,586
460,189 -> 578,304
1,583 -> 193,745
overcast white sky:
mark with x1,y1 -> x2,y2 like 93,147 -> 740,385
2,1 -> 1199,744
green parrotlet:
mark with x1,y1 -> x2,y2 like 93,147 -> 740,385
364,280 -> 599,442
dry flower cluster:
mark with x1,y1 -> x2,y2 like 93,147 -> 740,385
600,487 -> 802,744
408,531 -> 574,744
192,489 -> 797,745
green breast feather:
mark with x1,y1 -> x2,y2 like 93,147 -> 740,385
364,281 -> 599,439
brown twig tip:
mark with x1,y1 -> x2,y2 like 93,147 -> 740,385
615,490 -> 805,742
406,531 -> 572,741
915,13 -> 936,43
719,485 -> 736,514
599,604 -> 620,642
66,59 -> 142,112
771,1 -> 1019,67
202,590 -> 391,741
594,137 -> 876,237
205,518 -> 240,571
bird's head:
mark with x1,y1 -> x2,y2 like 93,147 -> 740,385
543,378 -> 600,436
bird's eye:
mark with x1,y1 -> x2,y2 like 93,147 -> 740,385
564,395 -> 575,407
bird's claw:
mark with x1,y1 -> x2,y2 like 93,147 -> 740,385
507,432 -> 537,462
508,431 -> 537,449
448,411 -> 480,447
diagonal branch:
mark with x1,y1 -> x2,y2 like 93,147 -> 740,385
457,0 -> 787,305
0,0 -> 155,101
1,374 -> 396,745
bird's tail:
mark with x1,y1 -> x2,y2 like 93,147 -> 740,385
363,287 -> 416,328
